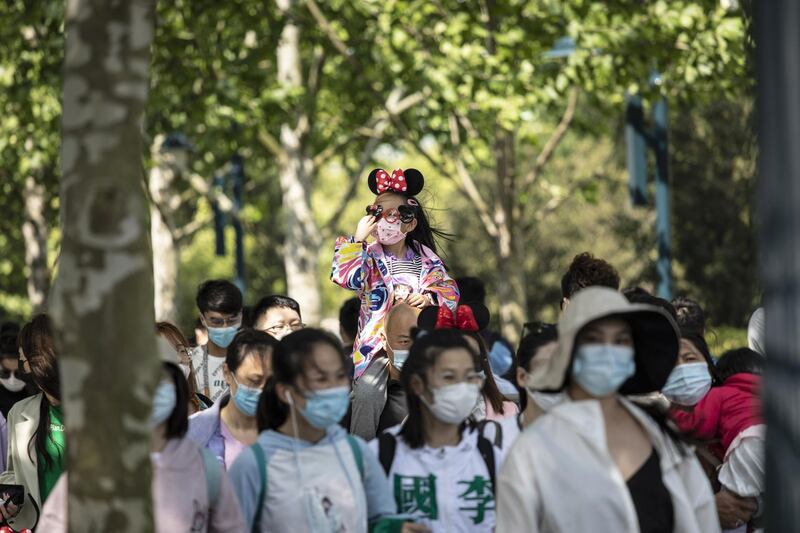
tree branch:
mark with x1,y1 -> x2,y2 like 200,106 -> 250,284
521,87 -> 579,189
449,114 -> 500,239
185,172 -> 237,217
257,127 -> 289,165
321,125 -> 386,237
311,87 -> 423,168
306,0 -> 354,63
175,216 -> 213,245
298,46 -> 327,144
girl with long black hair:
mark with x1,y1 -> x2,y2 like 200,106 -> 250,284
371,328 -> 504,532
331,168 -> 459,380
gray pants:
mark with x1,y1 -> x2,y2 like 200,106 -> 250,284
350,355 -> 391,440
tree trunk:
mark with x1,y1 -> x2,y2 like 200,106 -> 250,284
22,175 -> 50,313
494,128 -> 527,344
276,0 -> 322,324
755,1 -> 800,528
50,1 -> 159,531
149,140 -> 180,322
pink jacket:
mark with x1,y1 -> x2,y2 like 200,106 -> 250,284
37,436 -> 245,532
331,237 -> 459,378
670,373 -> 762,453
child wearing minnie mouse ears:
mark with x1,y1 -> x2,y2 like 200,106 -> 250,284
331,168 -> 459,379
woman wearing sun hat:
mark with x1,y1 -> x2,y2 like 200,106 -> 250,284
496,286 -> 720,533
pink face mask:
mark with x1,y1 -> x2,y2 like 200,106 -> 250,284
375,218 -> 407,245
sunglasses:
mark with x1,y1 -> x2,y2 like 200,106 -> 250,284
366,204 -> 416,224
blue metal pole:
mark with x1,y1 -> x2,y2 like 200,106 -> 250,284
625,94 -> 649,207
652,96 -> 672,300
230,153 -> 246,297
212,173 -> 226,257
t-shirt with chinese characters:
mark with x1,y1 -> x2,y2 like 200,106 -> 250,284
37,404 -> 66,504
189,345 -> 228,403
369,424 -> 503,533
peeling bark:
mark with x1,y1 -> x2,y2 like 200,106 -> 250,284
22,175 -> 50,313
276,0 -> 322,324
149,139 -> 182,322
50,1 -> 158,532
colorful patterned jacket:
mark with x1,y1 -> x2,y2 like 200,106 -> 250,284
331,236 -> 459,378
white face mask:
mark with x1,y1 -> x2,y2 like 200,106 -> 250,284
421,382 -> 481,424
527,389 -> 564,411
0,374 -> 26,393
662,362 -> 713,406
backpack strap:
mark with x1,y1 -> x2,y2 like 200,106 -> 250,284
478,419 -> 503,449
200,448 -> 221,505
377,431 -> 397,475
476,435 -> 497,496
250,443 -> 268,533
345,434 -> 365,479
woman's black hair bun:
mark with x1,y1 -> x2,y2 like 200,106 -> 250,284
417,306 -> 439,331
367,168 -> 425,197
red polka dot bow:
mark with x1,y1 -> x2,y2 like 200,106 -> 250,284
375,168 -> 408,194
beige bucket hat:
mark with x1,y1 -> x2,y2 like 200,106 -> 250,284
528,286 -> 680,394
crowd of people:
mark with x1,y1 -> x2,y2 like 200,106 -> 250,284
0,167 -> 766,532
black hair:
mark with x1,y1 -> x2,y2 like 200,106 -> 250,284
404,197 -> 452,256
623,287 -> 678,322
561,252 -> 620,301
241,305 -> 254,329
672,297 -> 706,336
226,328 -> 278,374
196,279 -> 243,315
399,329 -> 479,449
681,329 -> 721,385
338,297 -> 361,341
251,295 -> 302,327
514,325 -> 559,411
258,328 -> 347,432
162,361 -> 190,439
19,315 -> 62,472
455,277 -> 487,304
0,322 -> 19,357
716,348 -> 764,383
462,330 -> 508,414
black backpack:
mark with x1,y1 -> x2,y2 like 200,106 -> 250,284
377,420 -> 501,494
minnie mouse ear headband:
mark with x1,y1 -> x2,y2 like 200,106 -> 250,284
417,303 -> 491,333
368,168 -> 424,197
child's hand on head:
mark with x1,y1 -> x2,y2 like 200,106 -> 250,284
404,293 -> 429,308
355,214 -> 379,242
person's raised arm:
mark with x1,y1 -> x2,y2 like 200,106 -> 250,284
331,216 -> 378,292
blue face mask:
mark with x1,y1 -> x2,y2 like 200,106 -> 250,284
571,344 -> 636,397
300,386 -> 350,429
662,362 -> 712,406
391,349 -> 409,370
233,378 -> 262,417
208,325 -> 239,349
150,380 -> 176,428
488,341 -> 514,376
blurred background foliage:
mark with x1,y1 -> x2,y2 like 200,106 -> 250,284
0,0 -> 757,348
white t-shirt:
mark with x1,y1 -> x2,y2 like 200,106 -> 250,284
190,345 -> 228,402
